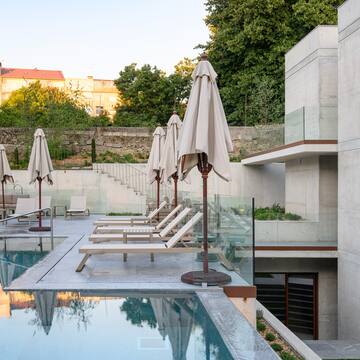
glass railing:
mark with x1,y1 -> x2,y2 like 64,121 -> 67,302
255,206 -> 338,245
285,106 -> 338,144
178,191 -> 254,285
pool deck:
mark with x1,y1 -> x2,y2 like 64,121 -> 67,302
4,215 -> 247,292
1,215 -> 278,360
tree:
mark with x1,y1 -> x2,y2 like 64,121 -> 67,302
203,0 -> 344,125
113,62 -> 193,127
91,138 -> 96,163
0,81 -> 111,129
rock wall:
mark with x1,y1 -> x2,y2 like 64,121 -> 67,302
0,124 -> 283,159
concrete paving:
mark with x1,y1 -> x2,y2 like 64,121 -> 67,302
5,215 -> 247,292
306,340 -> 360,359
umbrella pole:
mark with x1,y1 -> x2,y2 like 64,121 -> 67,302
181,153 -> 231,286
156,170 -> 160,221
1,180 -> 5,213
38,177 -> 42,228
202,168 -> 209,274
172,173 -> 178,208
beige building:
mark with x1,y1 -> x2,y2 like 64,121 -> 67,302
0,64 -> 119,118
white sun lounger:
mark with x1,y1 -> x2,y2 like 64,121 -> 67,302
7,198 -> 37,222
90,207 -> 192,243
95,201 -> 167,226
94,204 -> 183,234
65,196 -> 90,218
76,212 -> 203,272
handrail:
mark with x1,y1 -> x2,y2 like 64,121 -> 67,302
0,207 -> 54,250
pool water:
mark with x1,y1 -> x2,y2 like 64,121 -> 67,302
0,291 -> 233,360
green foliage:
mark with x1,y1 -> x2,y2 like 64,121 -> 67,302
0,81 -> 111,129
265,332 -> 276,342
203,0 -> 344,125
255,203 -> 301,221
91,138 -> 96,163
280,351 -> 297,360
257,320 -> 266,332
13,147 -> 19,167
271,343 -> 283,352
120,297 -> 156,328
107,212 -> 142,216
47,137 -> 75,160
96,151 -> 143,163
114,59 -> 194,127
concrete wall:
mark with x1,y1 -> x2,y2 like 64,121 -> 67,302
338,0 -> 360,341
256,258 -> 338,340
133,162 -> 285,208
285,157 -> 320,220
285,26 -> 338,142
7,170 -> 146,214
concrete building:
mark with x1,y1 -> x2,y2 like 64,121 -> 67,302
243,26 -> 339,341
0,65 -> 119,118
338,0 -> 360,341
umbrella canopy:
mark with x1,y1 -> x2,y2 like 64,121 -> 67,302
0,145 -> 14,212
177,57 -> 233,182
28,129 -> 53,185
159,113 -> 182,183
150,298 -> 167,340
34,290 -> 57,335
147,127 -> 166,184
0,145 -> 13,184
163,299 -> 193,360
0,260 -> 16,289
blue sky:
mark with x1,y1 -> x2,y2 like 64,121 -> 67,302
1,0 -> 209,79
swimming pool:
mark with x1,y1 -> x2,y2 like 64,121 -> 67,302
0,291 -> 233,360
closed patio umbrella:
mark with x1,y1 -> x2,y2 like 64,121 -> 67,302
147,127 -> 166,216
162,299 -> 193,360
34,290 -> 57,335
159,112 -> 182,207
28,129 -> 53,231
0,145 -> 14,214
178,54 -> 233,286
0,259 -> 16,289
150,297 -> 167,340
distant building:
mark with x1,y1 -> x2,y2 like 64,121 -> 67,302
0,65 -> 119,118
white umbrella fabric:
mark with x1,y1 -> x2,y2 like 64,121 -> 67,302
150,298 -> 167,340
178,54 -> 233,285
0,145 -> 14,213
159,113 -> 182,207
147,127 -> 165,212
34,290 -> 57,335
162,299 -> 193,360
28,129 -> 53,231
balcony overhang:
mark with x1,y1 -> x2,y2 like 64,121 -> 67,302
255,241 -> 338,258
241,140 -> 338,165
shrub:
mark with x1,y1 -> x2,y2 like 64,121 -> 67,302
256,320 -> 266,332
91,138 -> 96,163
255,203 -> 302,221
13,147 -> 19,166
265,332 -> 276,342
280,351 -> 297,360
271,343 -> 283,352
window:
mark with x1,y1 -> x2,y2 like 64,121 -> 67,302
255,273 -> 318,340
96,106 -> 104,116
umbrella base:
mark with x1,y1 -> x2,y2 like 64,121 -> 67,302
181,270 -> 231,286
29,226 -> 51,232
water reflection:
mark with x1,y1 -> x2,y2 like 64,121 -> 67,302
0,290 -> 234,359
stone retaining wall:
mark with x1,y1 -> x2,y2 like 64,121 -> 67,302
0,124 -> 284,159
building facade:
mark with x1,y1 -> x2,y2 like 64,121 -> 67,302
0,65 -> 119,118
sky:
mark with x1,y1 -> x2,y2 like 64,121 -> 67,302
0,0 -> 209,80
